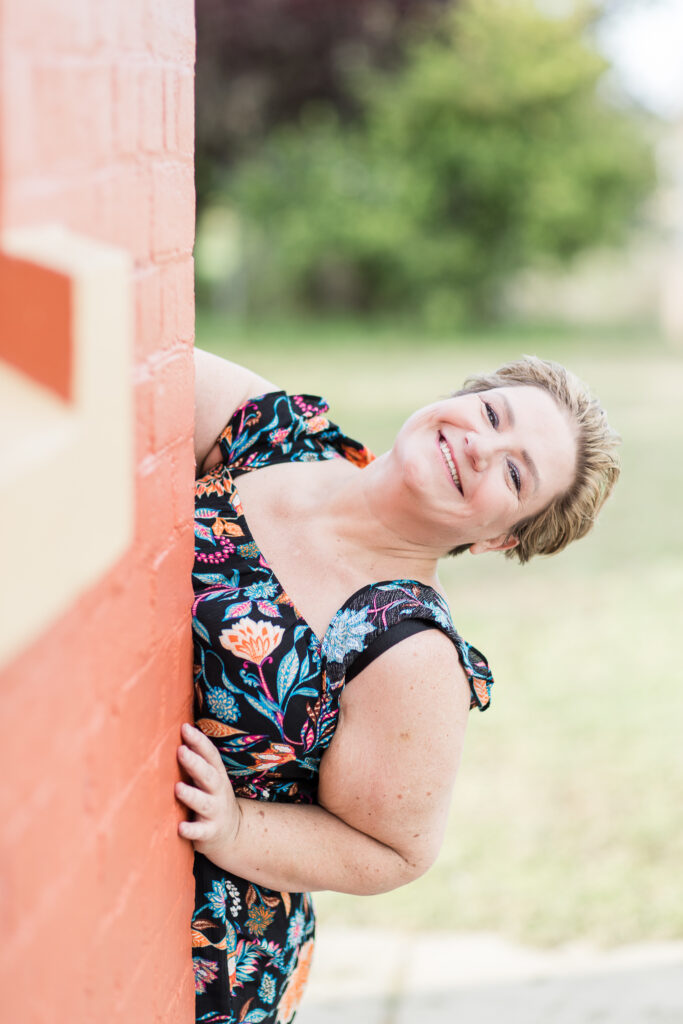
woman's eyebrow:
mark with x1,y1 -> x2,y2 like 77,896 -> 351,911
499,392 -> 540,492
499,391 -> 515,427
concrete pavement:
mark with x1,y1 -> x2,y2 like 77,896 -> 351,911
297,928 -> 683,1023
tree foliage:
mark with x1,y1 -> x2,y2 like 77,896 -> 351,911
195,0 -> 448,211
220,0 -> 656,323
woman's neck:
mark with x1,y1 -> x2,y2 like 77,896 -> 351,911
298,458 -> 444,587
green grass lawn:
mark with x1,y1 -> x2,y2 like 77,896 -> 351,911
197,310 -> 683,946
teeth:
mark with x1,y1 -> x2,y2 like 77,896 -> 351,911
439,439 -> 461,492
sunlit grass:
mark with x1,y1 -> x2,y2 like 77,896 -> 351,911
197,310 -> 683,946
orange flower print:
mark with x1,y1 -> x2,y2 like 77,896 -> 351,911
276,939 -> 315,1023
195,468 -> 231,498
251,743 -> 296,771
471,674 -> 490,709
246,904 -> 276,937
211,518 -> 244,538
219,618 -> 284,664
305,415 -> 329,434
341,441 -> 375,468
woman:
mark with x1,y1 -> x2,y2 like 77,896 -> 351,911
176,350 -> 619,1023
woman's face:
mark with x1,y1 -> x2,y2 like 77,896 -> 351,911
389,384 -> 577,554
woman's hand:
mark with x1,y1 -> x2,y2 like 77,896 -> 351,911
175,723 -> 242,861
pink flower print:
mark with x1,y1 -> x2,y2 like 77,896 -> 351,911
305,415 -> 329,434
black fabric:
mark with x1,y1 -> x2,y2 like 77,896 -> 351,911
344,618 -> 438,682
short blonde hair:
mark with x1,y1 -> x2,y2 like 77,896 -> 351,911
450,356 -> 621,563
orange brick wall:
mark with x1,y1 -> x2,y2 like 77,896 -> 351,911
0,2 -> 197,1021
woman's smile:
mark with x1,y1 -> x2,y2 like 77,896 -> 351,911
437,432 -> 463,494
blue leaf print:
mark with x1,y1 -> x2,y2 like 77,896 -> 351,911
218,732 -> 267,751
292,624 -> 311,646
193,572 -> 232,585
243,581 -> 278,600
194,522 -> 216,543
241,690 -> 283,730
322,607 -> 374,664
192,618 -> 210,643
276,646 -> 300,704
424,600 -> 453,633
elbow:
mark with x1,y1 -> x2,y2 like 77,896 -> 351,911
350,845 -> 437,898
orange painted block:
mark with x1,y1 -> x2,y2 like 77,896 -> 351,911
135,452 -> 177,551
161,256 -> 196,344
83,563 -> 155,706
134,372 -> 157,463
139,65 -> 165,154
94,779 -> 173,912
98,162 -> 153,262
161,621 -> 193,731
33,60 -> 114,171
176,68 -> 195,157
134,264 -> 163,358
111,65 -> 140,157
2,779 -> 93,935
152,539 -> 194,636
83,713 -> 162,826
150,347 -> 194,452
151,159 -> 195,258
0,252 -> 72,399
171,438 -> 196,530
1,1 -> 195,1017
146,0 -> 196,63
88,884 -> 151,1009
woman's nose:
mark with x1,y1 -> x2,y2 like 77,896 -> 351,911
464,431 -> 493,471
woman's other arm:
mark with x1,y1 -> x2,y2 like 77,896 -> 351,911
176,629 -> 470,895
193,347 -> 277,475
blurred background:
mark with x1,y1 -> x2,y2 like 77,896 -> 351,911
193,0 -> 682,952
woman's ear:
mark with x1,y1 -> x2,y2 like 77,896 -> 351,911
469,534 -> 519,555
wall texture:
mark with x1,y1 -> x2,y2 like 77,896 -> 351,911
0,2 -> 197,1020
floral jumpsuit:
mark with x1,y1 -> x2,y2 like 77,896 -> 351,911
191,391 -> 494,1023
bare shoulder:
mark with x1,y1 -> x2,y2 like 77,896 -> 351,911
194,348 -> 279,474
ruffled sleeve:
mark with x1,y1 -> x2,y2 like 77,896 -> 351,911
216,391 -> 373,475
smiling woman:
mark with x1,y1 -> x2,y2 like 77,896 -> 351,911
178,349 -> 620,1023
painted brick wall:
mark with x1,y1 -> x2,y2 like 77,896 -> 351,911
0,2 -> 196,1021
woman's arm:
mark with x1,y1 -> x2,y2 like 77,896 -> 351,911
175,629 -> 470,895
193,348 -> 277,475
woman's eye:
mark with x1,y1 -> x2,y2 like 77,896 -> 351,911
508,461 -> 521,495
484,401 -> 499,428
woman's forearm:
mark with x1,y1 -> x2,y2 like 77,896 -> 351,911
196,797 -> 423,896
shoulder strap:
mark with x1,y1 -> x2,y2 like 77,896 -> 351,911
344,618 -> 438,683
321,579 -> 494,712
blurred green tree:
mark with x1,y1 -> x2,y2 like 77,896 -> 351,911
219,0 -> 656,324
195,0 -> 449,214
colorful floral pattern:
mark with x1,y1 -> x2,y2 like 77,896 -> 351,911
191,391 -> 494,1023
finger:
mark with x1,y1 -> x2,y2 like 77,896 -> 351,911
177,745 -> 219,792
175,781 -> 214,817
182,724 -> 224,768
178,819 -> 215,842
